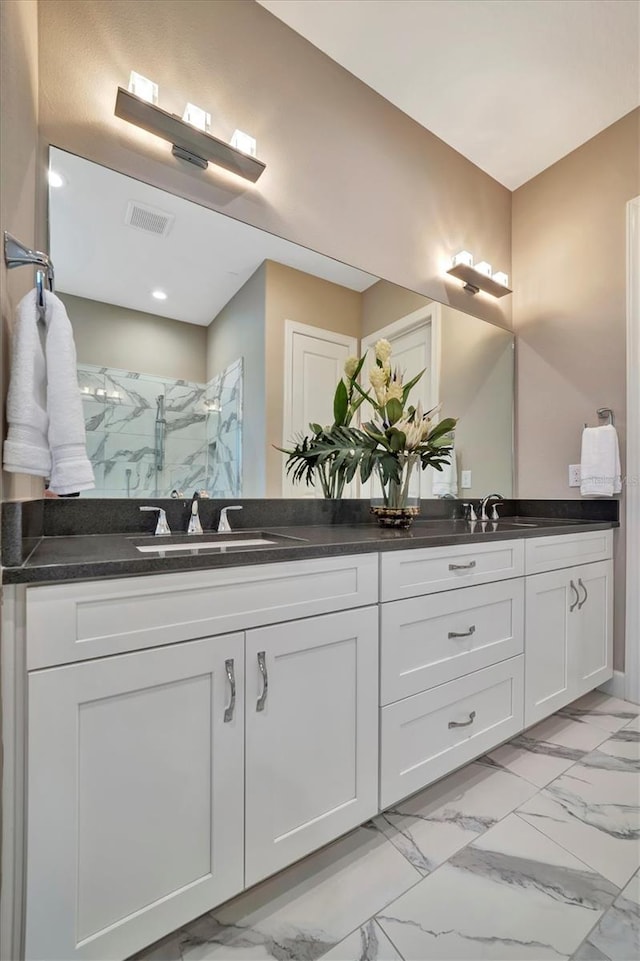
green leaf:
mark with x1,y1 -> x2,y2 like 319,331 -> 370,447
388,428 -> 406,452
386,397 -> 403,425
333,379 -> 349,426
401,368 -> 426,403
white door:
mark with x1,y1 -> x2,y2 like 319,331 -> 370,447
571,560 -> 613,698
26,635 -> 244,961
244,607 -> 379,886
360,304 -> 440,497
524,569 -> 573,726
282,320 -> 358,497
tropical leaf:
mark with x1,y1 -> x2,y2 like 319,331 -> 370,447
333,379 -> 349,426
386,397 -> 403,425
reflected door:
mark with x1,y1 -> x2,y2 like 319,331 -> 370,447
282,320 -> 358,497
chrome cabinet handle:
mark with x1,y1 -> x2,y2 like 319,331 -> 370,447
256,651 -> 268,712
448,710 -> 476,729
223,658 -> 236,723
577,578 -> 588,609
449,560 -> 476,571
448,625 -> 476,639
569,580 -> 580,612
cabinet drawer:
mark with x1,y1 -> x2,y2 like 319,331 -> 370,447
26,554 -> 379,670
380,579 -> 524,705
525,530 -> 613,575
381,540 -> 524,601
380,657 -> 524,809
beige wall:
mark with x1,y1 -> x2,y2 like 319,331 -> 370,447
264,260 -> 362,496
439,305 -> 514,499
361,280 -> 432,337
1,0 -> 42,502
513,107 -> 640,671
206,265 -> 266,497
60,294 -> 207,382
36,0 -> 512,330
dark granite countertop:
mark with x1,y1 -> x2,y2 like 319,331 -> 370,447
1,516 -> 618,585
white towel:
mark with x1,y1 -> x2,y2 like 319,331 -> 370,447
432,448 -> 458,497
580,425 -> 621,497
3,289 -> 94,494
3,289 -> 51,477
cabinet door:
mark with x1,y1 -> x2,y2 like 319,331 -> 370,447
571,560 -> 613,698
26,635 -> 244,961
245,607 -> 378,886
524,569 -> 573,726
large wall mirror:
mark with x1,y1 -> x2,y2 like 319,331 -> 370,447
48,146 -> 514,500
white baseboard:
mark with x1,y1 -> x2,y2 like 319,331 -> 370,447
598,670 -> 628,701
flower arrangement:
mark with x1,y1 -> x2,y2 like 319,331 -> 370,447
280,339 -> 456,521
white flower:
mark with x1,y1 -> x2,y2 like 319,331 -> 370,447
343,356 -> 359,379
374,339 -> 392,363
385,383 -> 403,403
369,366 -> 388,390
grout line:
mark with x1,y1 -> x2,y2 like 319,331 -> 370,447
373,917 -> 407,960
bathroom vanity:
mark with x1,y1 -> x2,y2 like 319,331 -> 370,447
0,510 -> 615,961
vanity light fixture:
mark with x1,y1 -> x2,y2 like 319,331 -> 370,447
48,170 -> 65,188
114,86 -> 266,182
182,103 -> 211,133
152,289 -> 168,300
447,250 -> 512,298
128,71 -> 158,105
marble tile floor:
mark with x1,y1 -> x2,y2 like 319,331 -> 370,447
131,692 -> 640,961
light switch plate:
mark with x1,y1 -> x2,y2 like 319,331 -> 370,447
461,470 -> 472,489
569,464 -> 581,487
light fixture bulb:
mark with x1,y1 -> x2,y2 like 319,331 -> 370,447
230,130 -> 257,157
182,103 -> 211,133
128,71 -> 158,105
48,170 -> 65,188
492,271 -> 509,287
474,261 -> 492,277
451,250 -> 473,269
152,290 -> 168,301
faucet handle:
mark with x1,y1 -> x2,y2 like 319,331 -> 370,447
218,505 -> 243,533
140,506 -> 171,535
490,501 -> 503,521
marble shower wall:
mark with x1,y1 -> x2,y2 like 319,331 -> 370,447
78,358 -> 243,498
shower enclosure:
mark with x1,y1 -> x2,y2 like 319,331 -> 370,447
78,358 -> 243,498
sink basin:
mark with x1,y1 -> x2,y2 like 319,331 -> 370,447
130,531 -> 306,554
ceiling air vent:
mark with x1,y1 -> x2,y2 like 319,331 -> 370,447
125,201 -> 175,237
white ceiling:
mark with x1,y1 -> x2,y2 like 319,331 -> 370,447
258,0 -> 640,189
49,148 -> 377,326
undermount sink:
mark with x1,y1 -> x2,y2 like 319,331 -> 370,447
130,531 -> 306,554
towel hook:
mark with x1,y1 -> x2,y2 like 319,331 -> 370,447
584,407 -> 614,429
4,232 -> 55,319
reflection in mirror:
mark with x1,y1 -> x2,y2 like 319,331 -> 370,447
49,147 -> 513,499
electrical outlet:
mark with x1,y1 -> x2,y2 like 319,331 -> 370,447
569,464 -> 581,487
461,470 -> 472,489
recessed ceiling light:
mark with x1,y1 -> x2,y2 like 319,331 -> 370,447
48,170 -> 65,188
152,290 -> 168,300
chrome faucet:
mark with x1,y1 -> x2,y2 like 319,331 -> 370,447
479,493 -> 504,521
187,491 -> 203,534
218,505 -> 243,532
140,505 -> 171,535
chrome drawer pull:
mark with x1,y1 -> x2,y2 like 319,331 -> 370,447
448,625 -> 476,639
449,560 -> 476,571
448,710 -> 476,729
224,658 -> 236,723
256,651 -> 268,712
577,578 -> 588,609
569,580 -> 580,612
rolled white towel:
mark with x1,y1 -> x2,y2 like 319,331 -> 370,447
3,289 -> 51,477
44,290 -> 95,494
580,425 -> 621,497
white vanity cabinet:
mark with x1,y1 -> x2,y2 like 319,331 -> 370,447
21,554 -> 380,961
525,557 -> 613,725
26,633 -> 245,961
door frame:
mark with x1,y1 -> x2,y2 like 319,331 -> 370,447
625,196 -> 640,704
